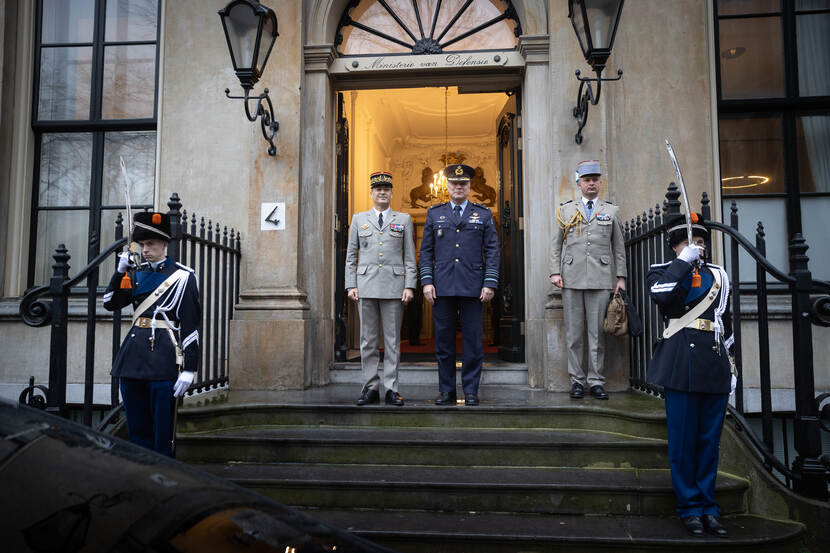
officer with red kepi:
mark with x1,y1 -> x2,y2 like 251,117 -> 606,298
647,212 -> 735,538
419,163 -> 499,406
103,211 -> 201,457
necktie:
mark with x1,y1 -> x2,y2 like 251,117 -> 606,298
586,200 -> 594,220
378,213 -> 383,228
453,205 -> 462,220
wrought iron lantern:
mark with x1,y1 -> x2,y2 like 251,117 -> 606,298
218,0 -> 280,155
568,0 -> 625,144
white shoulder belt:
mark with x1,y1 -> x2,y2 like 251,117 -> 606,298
662,268 -> 722,340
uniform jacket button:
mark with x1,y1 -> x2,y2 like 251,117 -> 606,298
455,258 -> 459,262
690,343 -> 695,348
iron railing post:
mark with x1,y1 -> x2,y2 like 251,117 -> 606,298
46,244 -> 70,418
167,193 -> 182,262
111,214 -> 124,408
756,222 -> 773,451
730,201 -> 744,413
788,233 -> 827,500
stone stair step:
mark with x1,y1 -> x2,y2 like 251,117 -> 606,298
178,400 -> 668,440
177,427 -> 668,467
330,362 -> 528,385
299,509 -> 806,553
195,463 -> 748,516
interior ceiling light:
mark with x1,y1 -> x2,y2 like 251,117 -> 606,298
721,47 -> 746,59
721,175 -> 769,189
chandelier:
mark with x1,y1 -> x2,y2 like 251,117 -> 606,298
430,87 -> 450,203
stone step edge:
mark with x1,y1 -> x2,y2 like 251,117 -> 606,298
195,463 -> 748,492
176,428 -> 667,444
297,509 -> 805,546
179,402 -> 667,421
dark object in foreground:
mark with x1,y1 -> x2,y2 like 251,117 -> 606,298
0,399 -> 396,553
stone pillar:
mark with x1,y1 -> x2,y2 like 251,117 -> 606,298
518,34 -> 552,389
298,44 -> 337,386
540,5 -> 628,392
225,0 -> 310,390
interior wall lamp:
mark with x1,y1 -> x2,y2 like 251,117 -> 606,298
218,0 -> 280,156
568,0 -> 625,144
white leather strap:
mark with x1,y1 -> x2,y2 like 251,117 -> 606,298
663,268 -> 722,339
130,269 -> 189,327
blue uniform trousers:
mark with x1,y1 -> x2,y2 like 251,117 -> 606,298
433,296 -> 483,395
664,389 -> 728,518
120,378 -> 176,457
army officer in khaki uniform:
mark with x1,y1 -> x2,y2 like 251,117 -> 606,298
346,171 -> 417,406
550,160 -> 627,400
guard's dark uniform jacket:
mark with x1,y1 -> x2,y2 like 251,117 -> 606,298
646,258 -> 733,394
419,201 -> 499,295
103,258 -> 201,380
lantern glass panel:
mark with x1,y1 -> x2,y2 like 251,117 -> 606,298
256,14 -> 276,74
584,0 -> 622,50
224,2 -> 260,70
569,0 -> 590,56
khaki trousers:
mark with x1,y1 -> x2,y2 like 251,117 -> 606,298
562,288 -> 612,387
358,298 -> 404,393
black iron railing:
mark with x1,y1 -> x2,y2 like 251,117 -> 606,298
625,182 -> 830,500
18,193 -> 241,427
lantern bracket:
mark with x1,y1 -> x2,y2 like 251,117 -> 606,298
225,86 -> 280,156
572,67 -> 623,145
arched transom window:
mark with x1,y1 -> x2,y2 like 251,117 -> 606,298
336,0 -> 522,56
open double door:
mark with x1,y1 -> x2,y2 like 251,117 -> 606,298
334,89 -> 524,363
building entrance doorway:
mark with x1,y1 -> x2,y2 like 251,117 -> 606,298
334,86 -> 525,363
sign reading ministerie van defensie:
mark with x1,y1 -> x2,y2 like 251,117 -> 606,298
331,51 -> 521,74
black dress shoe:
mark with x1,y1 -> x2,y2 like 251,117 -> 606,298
681,515 -> 704,537
356,388 -> 379,406
570,382 -> 585,399
464,393 -> 479,406
589,385 -> 609,400
385,390 -> 404,406
434,391 -> 457,405
702,515 -> 728,537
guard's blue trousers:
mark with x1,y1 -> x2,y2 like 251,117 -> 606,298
120,378 -> 176,457
664,389 -> 728,518
433,296 -> 483,395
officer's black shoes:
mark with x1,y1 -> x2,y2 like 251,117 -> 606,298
356,388 -> 380,406
464,393 -> 479,406
701,515 -> 728,537
681,515 -> 704,537
589,385 -> 609,400
434,391 -> 457,405
569,382 -> 585,399
385,390 -> 404,406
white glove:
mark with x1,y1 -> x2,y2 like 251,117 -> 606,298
730,374 -> 737,397
117,252 -> 135,273
173,371 -> 195,397
678,244 -> 703,264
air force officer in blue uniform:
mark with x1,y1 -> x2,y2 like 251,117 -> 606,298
419,164 -> 499,406
647,213 -> 734,538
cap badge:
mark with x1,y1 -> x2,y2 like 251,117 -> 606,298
455,166 -> 464,175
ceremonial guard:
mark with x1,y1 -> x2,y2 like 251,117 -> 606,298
647,213 -> 735,538
103,211 -> 201,456
420,164 -> 499,406
346,171 -> 417,406
549,160 -> 626,400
